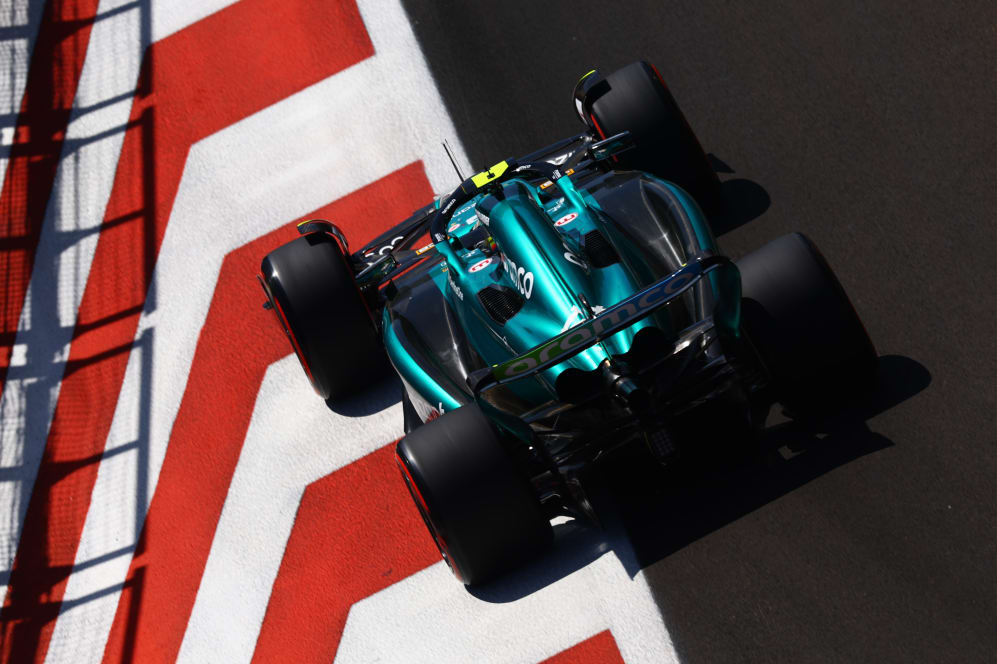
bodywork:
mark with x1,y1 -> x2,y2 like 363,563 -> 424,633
350,134 -> 750,510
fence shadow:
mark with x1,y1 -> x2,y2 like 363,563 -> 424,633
0,1 -> 153,660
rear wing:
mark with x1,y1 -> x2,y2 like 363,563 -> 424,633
466,254 -> 731,394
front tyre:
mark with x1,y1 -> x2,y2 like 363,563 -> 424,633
260,232 -> 381,400
737,233 -> 877,413
396,405 -> 553,585
589,60 -> 720,211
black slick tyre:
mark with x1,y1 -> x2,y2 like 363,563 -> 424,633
395,404 -> 553,586
260,232 -> 380,400
737,233 -> 877,413
589,60 -> 720,211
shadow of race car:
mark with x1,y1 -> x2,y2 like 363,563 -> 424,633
259,61 -> 877,585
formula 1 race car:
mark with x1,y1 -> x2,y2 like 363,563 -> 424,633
259,61 -> 877,585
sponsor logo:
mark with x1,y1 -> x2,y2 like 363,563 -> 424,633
513,163 -> 533,172
501,255 -> 534,299
469,257 -> 495,273
363,235 -> 405,265
448,222 -> 461,233
554,212 -> 577,227
447,271 -> 463,300
495,265 -> 703,379
547,197 -> 566,214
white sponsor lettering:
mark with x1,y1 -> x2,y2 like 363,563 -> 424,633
365,235 -> 405,263
447,271 -> 463,300
502,255 -> 534,299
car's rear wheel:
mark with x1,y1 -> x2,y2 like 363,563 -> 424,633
260,232 -> 381,400
589,60 -> 720,211
395,404 -> 553,585
737,233 -> 877,413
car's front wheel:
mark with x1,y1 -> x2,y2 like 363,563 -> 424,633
395,404 -> 553,585
260,231 -> 381,400
589,60 -> 721,211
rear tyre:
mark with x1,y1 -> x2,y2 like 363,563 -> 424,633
737,233 -> 877,413
260,233 -> 380,400
589,60 -> 720,211
395,405 -> 553,585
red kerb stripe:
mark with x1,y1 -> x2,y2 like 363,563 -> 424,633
539,630 -> 625,664
251,443 -> 441,662
0,2 -> 374,662
102,163 -> 433,664
0,0 -> 102,395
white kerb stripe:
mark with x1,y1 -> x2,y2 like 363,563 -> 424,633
0,0 -> 244,601
176,357 -> 402,664
46,0 -> 469,661
335,537 -> 680,664
0,0 -> 45,187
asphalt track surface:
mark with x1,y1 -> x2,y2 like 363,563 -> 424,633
401,1 -> 997,662
1,1 -> 994,662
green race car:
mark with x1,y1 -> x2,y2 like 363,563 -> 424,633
259,61 -> 877,585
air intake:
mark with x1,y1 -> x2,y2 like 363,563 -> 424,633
477,285 -> 524,325
582,230 -> 620,268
